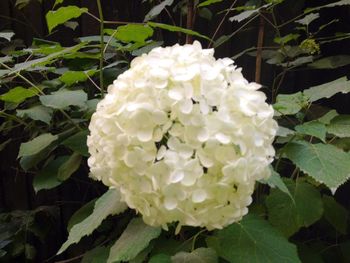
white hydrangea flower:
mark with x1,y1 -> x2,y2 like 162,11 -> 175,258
87,41 -> 278,230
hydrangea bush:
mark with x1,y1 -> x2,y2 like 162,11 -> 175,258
87,41 -> 278,230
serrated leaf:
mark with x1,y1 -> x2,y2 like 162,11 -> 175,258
46,6 -> 87,33
20,144 -> 57,171
112,24 -> 154,43
17,105 -> 53,124
61,130 -> 89,157
207,214 -> 301,263
323,195 -> 348,234
149,254 -> 172,263
18,133 -> 58,158
148,22 -> 209,40
318,110 -> 338,124
198,0 -> 223,8
33,156 -> 69,192
303,77 -> 350,102
276,126 -> 295,137
229,4 -> 271,22
0,87 -> 38,104
171,248 -> 218,263
309,55 -> 350,69
58,189 -> 127,254
82,246 -> 109,263
284,141 -> 350,189
327,115 -> 350,138
39,89 -> 87,109
305,0 -> 350,13
67,198 -> 96,231
295,13 -> 319,25
266,179 -> 323,237
144,0 -> 174,21
59,70 -> 96,86
107,218 -> 161,263
57,152 -> 81,181
273,92 -> 309,115
260,169 -> 293,200
295,121 -> 326,142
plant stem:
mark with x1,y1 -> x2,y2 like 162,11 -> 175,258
96,0 -> 105,98
186,0 -> 195,44
255,15 -> 265,83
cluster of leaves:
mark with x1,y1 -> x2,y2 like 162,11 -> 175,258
1,0 -> 350,262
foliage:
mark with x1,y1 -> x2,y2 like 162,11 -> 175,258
1,0 -> 350,262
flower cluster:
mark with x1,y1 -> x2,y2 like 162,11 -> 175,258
87,41 -> 277,230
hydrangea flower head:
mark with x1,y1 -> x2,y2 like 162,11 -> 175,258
87,41 -> 277,230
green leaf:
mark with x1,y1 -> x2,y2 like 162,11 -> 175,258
284,141 -> 350,190
318,110 -> 338,124
198,0 -> 223,8
303,77 -> 350,102
33,156 -> 69,192
57,152 -> 82,181
59,70 -> 96,86
305,0 -> 350,13
276,126 -> 295,137
260,168 -> 293,200
53,0 -> 64,8
39,89 -> 87,109
61,130 -> 89,157
295,13 -> 319,25
198,7 -> 213,20
46,6 -> 87,33
144,0 -> 174,21
113,24 -> 154,43
207,214 -> 301,263
58,189 -> 127,254
295,121 -> 326,142
20,144 -> 56,171
273,92 -> 309,115
149,254 -> 172,263
266,179 -> 323,237
309,55 -> 350,69
171,248 -> 218,263
0,87 -> 38,104
18,133 -> 58,158
107,218 -> 161,263
327,115 -> 350,138
0,32 -> 14,41
229,4 -> 271,23
17,105 -> 53,124
322,195 -> 348,234
67,198 -> 96,231
148,22 -> 210,40
274,34 -> 300,45
82,246 -> 110,263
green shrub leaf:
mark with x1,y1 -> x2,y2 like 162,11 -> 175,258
148,22 -> 210,40
58,189 -> 127,254
18,133 -> 58,158
17,105 -> 53,124
171,248 -> 218,263
0,87 -> 38,104
327,115 -> 350,138
323,195 -> 348,234
207,214 -> 301,263
46,6 -> 87,33
284,141 -> 350,190
144,0 -> 174,22
266,179 -> 323,237
273,92 -> 309,115
112,24 -> 154,43
57,152 -> 82,181
61,130 -> 89,157
295,121 -> 326,142
309,55 -> 350,69
198,0 -> 224,8
107,218 -> 161,263
39,89 -> 87,109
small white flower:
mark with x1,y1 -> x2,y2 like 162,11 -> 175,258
87,41 -> 278,230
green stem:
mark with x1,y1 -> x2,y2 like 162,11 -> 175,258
96,0 -> 105,98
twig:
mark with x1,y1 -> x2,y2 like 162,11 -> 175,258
208,0 -> 237,48
255,15 -> 265,83
186,0 -> 195,44
96,0 -> 105,98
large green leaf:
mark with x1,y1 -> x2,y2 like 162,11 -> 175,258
323,195 -> 348,234
112,24 -> 154,43
32,156 -> 69,192
273,92 -> 309,115
309,55 -> 350,69
305,0 -> 350,13
327,115 -> 350,138
144,0 -> 174,21
17,105 -> 53,124
284,141 -> 350,190
107,218 -> 161,263
59,70 -> 96,86
303,77 -> 350,102
295,13 -> 320,25
295,121 -> 326,142
0,87 -> 38,104
198,0 -> 223,7
46,6 -> 87,33
57,152 -> 82,181
58,189 -> 127,254
229,4 -> 271,23
149,254 -> 172,263
61,130 -> 89,157
67,198 -> 96,231
18,133 -> 58,158
39,89 -> 87,109
171,248 -> 218,263
148,22 -> 210,40
266,179 -> 323,237
82,246 -> 109,263
260,168 -> 293,200
206,214 -> 301,263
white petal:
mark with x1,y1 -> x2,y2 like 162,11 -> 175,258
192,189 -> 207,203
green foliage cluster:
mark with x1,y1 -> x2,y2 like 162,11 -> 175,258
1,0 -> 350,262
